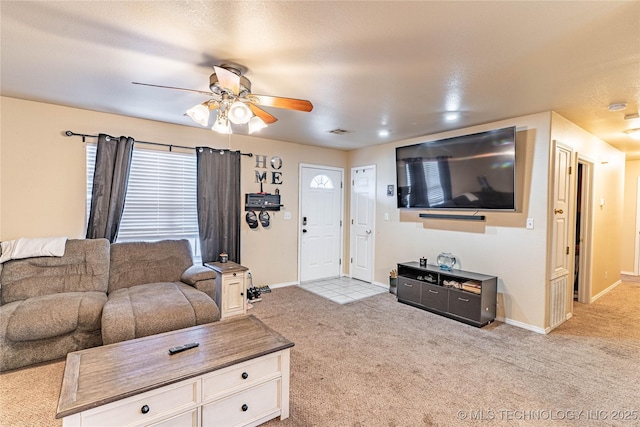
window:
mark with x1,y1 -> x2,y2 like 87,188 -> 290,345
86,144 -> 201,261
422,160 -> 445,205
309,174 -> 334,189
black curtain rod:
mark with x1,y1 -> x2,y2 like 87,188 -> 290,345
64,131 -> 253,157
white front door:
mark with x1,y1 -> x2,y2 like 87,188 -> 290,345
350,166 -> 375,282
299,165 -> 344,282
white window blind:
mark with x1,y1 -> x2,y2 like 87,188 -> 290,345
86,144 -> 201,260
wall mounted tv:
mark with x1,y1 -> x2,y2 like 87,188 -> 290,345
396,126 -> 516,211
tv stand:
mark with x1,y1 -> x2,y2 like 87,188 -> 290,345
396,262 -> 497,327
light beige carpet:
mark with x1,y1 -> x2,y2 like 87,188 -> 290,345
1,281 -> 638,426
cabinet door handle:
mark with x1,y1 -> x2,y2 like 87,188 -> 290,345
233,272 -> 237,277
403,283 -> 413,287
140,404 -> 150,414
458,297 -> 469,302
428,290 -> 439,294
241,404 -> 249,412
241,372 -> 249,379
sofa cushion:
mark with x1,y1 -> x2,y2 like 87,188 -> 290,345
101,282 -> 220,345
0,239 -> 110,304
5,291 -> 107,342
108,240 -> 194,293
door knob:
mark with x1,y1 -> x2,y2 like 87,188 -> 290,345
366,230 -> 372,234
554,209 -> 564,214
302,229 -> 307,233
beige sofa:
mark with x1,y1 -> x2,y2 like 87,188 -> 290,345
0,238 -> 220,371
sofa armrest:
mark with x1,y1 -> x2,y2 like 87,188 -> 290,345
181,265 -> 217,300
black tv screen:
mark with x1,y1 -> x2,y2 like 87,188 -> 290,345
396,126 -> 516,210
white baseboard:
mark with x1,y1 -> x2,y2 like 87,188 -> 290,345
590,279 -> 622,303
269,281 -> 298,289
371,281 -> 389,289
621,270 -> 637,276
496,316 -> 547,335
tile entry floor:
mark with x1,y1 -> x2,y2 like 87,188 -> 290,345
298,277 -> 388,304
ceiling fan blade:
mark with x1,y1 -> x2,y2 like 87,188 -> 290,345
247,103 -> 278,124
249,94 -> 313,112
213,66 -> 240,95
131,82 -> 216,97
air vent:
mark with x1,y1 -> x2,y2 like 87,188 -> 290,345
327,128 -> 351,135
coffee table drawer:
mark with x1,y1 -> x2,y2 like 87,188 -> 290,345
81,379 -> 199,427
202,353 -> 281,400
149,409 -> 198,427
202,379 -> 280,427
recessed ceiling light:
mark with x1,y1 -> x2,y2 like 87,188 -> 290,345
608,102 -> 627,112
624,128 -> 640,140
444,112 -> 459,121
378,129 -> 390,137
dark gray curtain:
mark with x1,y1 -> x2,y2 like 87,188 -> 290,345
196,148 -> 241,264
86,134 -> 134,242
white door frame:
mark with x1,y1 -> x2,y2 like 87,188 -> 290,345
636,176 -> 640,275
349,165 -> 376,283
297,163 -> 345,283
575,156 -> 594,304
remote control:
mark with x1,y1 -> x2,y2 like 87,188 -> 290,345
168,342 -> 199,355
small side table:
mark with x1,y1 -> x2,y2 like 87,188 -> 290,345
205,261 -> 249,319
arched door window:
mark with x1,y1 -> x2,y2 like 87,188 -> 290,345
310,174 -> 334,189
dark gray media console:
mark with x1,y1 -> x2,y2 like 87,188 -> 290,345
397,262 -> 497,327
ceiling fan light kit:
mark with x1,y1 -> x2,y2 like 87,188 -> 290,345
185,103 -> 210,127
228,102 -> 252,124
134,63 -> 312,135
248,116 -> 268,134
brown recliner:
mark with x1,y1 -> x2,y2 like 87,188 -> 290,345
0,239 -> 110,371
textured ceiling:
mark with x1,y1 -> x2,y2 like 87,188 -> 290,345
1,1 -> 639,157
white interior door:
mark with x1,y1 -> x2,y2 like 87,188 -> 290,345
550,142 -> 572,280
299,165 -> 343,282
548,141 -> 573,329
350,166 -> 375,282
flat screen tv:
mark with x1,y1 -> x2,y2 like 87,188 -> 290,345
396,126 -> 516,210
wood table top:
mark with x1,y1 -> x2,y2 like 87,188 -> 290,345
204,261 -> 248,274
56,315 -> 294,419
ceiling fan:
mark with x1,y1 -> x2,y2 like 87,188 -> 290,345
132,64 -> 313,134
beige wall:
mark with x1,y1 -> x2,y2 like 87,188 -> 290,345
0,96 -> 347,286
347,112 -> 626,331
550,113 -> 626,299
2,97 -> 628,332
348,113 -> 553,330
622,160 -> 640,274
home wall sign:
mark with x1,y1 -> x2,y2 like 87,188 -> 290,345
254,154 -> 283,185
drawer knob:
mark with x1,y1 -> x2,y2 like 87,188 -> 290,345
241,404 -> 248,412
233,272 -> 237,277
241,372 -> 249,379
141,404 -> 150,414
